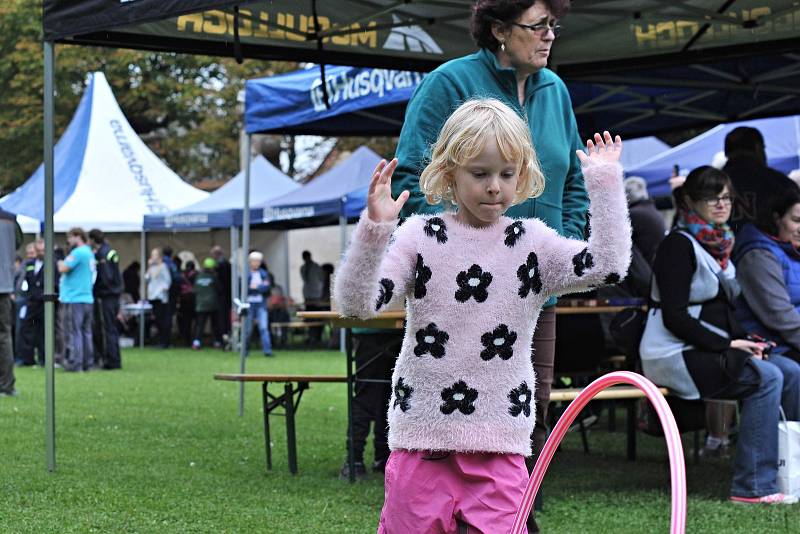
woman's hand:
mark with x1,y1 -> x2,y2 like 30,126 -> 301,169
576,131 -> 622,166
730,339 -> 766,359
367,158 -> 409,224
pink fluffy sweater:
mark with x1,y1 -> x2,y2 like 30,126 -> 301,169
334,160 -> 631,455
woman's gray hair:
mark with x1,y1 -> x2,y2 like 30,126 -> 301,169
623,176 -> 649,205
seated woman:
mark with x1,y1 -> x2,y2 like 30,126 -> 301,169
640,165 -> 800,505
734,189 -> 800,361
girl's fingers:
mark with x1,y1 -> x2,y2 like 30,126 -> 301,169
594,132 -> 603,150
603,131 -> 613,147
379,158 -> 398,185
586,139 -> 595,152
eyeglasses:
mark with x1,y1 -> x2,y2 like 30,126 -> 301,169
702,195 -> 733,207
512,21 -> 561,37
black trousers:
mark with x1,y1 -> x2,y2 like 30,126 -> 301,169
94,295 -> 121,369
194,311 -> 222,345
151,300 -> 171,347
18,299 -> 44,365
347,332 -> 401,464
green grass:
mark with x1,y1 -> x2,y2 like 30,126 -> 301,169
1,347 -> 798,533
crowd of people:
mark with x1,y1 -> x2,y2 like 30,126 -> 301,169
630,126 -> 800,505
0,227 -> 338,382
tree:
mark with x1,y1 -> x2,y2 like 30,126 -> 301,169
0,0 -> 296,192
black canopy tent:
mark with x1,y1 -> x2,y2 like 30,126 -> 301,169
38,0 -> 800,470
44,1 -> 800,135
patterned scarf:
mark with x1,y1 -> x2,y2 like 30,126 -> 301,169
676,207 -> 734,269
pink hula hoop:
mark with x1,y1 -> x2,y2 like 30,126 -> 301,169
509,371 -> 686,534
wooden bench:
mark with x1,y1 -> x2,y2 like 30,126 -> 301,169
549,385 -> 670,460
269,321 -> 328,346
214,373 -> 346,474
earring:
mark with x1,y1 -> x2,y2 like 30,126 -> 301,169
501,41 -> 506,52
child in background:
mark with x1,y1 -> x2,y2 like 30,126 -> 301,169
334,99 -> 631,532
192,257 -> 221,349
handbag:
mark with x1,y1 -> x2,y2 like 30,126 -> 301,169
778,408 -> 800,496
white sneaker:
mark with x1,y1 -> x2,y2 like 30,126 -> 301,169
730,493 -> 799,505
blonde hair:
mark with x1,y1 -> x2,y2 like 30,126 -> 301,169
419,98 -> 544,206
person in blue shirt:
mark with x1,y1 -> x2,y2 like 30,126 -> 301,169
58,227 -> 96,372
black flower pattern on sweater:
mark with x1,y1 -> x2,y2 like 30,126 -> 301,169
508,382 -> 533,417
572,248 -> 594,277
440,380 -> 478,415
414,323 -> 449,359
480,324 -> 518,361
375,278 -> 394,311
603,272 -> 621,285
424,217 -> 448,244
393,378 -> 413,412
414,254 -> 432,299
517,252 -> 542,298
504,221 -> 526,247
455,264 -> 493,303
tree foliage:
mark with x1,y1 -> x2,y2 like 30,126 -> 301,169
0,0 -> 296,192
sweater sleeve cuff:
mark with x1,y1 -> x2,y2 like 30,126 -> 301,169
581,161 -> 623,192
354,210 -> 399,245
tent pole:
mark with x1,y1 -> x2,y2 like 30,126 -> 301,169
238,135 -> 252,417
282,231 -> 290,297
230,225 -> 238,353
43,40 -> 56,473
339,199 -> 346,353
139,229 -> 146,349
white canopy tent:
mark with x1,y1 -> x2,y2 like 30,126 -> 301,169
0,72 -> 208,232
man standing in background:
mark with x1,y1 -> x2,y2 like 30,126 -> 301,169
210,245 -> 232,340
0,209 -> 21,396
89,229 -> 123,370
58,228 -> 96,372
300,250 -> 324,345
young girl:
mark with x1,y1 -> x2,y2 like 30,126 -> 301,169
334,99 -> 631,533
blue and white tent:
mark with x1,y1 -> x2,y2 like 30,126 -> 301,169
143,156 -> 299,230
245,65 -> 425,137
0,72 -> 207,233
256,146 -> 382,228
628,115 -> 800,197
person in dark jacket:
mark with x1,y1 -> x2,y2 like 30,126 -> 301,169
122,261 -> 140,303
624,175 -> 666,264
89,229 -> 123,370
734,188 -> 800,361
211,245 -> 232,338
192,258 -> 221,349
722,126 -> 799,233
17,240 -> 46,366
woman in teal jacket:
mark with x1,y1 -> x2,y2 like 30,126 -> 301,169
391,3 -> 586,530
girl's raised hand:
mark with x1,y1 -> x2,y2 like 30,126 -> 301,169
576,131 -> 622,166
367,158 -> 409,223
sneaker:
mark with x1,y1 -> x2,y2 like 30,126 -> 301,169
338,460 -> 367,480
0,389 -> 19,397
699,443 -> 731,459
263,352 -> 273,358
730,493 -> 799,505
568,413 -> 599,433
192,340 -> 201,350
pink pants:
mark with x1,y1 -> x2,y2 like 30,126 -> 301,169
377,450 -> 527,534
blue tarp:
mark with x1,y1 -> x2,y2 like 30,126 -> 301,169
143,155 -> 299,230
255,146 -> 382,228
245,65 -> 425,137
628,115 -> 800,197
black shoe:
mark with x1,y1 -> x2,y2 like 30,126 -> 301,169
372,458 -> 388,473
338,460 -> 367,480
